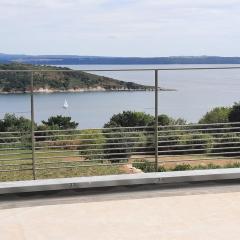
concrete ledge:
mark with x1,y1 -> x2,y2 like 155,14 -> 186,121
1,168 -> 240,195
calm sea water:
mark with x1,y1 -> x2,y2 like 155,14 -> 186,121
1,64 -> 240,129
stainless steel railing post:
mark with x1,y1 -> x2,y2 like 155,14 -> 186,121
155,70 -> 159,172
30,71 -> 36,180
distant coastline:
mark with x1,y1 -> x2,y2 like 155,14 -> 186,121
1,53 -> 240,65
0,87 -> 176,94
0,63 -> 163,93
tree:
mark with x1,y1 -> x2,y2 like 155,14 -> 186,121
158,114 -> 186,126
42,115 -> 78,130
199,107 -> 231,124
148,114 -> 186,126
104,111 -> 154,128
0,114 -> 34,146
229,102 -> 240,122
0,113 -> 33,132
103,111 -> 153,161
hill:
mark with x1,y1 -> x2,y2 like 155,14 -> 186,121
0,63 -> 155,93
1,53 -> 240,65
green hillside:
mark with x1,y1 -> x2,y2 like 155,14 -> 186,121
0,63 -> 155,93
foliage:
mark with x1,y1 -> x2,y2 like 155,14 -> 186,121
178,133 -> 214,155
103,129 -> 148,161
211,133 -> 240,155
199,107 -> 231,124
104,111 -> 154,128
133,161 -> 232,173
0,113 -> 33,132
133,161 -> 166,172
78,129 -> 105,160
229,102 -> 240,122
42,115 -> 78,130
0,63 -> 153,92
173,163 -> 192,171
158,114 -> 186,126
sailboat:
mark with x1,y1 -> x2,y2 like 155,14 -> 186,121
63,99 -> 69,109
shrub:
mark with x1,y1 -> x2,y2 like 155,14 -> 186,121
104,111 -> 154,128
199,107 -> 231,124
229,102 -> 240,122
132,160 -> 156,172
78,129 -> 105,160
172,164 -> 192,171
42,115 -> 78,130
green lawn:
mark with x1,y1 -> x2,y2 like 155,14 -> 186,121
0,148 -> 126,182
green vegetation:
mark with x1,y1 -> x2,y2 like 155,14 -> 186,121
0,164 -> 125,182
104,111 -> 154,128
104,111 -> 186,128
133,161 -> 239,173
0,113 -> 33,132
199,107 -> 231,124
42,115 -> 78,130
198,102 -> 240,124
2,101 -> 240,182
0,63 -> 155,92
229,102 -> 240,122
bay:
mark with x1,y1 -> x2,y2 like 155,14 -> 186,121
0,64 -> 240,129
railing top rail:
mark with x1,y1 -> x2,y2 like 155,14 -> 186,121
33,121 -> 240,133
1,121 -> 240,135
1,66 -> 240,72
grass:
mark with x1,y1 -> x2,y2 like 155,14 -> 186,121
0,165 -> 125,182
133,159 -> 240,173
2,143 -> 240,182
0,147 -> 126,182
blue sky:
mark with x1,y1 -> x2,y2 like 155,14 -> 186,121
0,0 -> 240,57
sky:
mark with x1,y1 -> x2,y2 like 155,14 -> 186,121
0,0 -> 240,57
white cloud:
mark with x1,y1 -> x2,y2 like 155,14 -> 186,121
0,0 -> 240,56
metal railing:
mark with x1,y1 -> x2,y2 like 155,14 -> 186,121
1,66 -> 240,181
1,122 -> 240,178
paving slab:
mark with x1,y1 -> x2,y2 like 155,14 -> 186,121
1,190 -> 240,240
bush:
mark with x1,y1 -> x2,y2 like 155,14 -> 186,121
172,164 -> 192,171
149,114 -> 186,126
211,133 -> 240,156
174,133 -> 214,155
104,111 -> 154,128
0,113 -> 33,132
42,115 -> 78,130
103,128 -> 148,161
199,107 -> 231,124
229,102 -> 240,122
133,160 -> 156,172
78,129 -> 105,160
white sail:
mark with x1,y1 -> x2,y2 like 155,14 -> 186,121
63,99 -> 69,109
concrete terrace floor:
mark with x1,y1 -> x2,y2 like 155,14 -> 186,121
1,182 -> 240,240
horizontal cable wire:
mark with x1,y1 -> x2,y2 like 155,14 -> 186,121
34,140 -> 153,150
157,151 -> 240,158
158,131 -> 240,139
34,135 -> 150,144
35,151 -> 155,160
157,156 -> 240,164
156,141 -> 240,149
34,130 -> 154,139
35,146 -> 153,155
158,136 -> 240,143
158,146 -> 240,154
0,168 -> 33,172
35,162 -> 130,171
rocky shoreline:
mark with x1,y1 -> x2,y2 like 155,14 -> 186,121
0,87 -> 176,94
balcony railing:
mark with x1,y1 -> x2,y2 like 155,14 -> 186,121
1,66 -> 240,181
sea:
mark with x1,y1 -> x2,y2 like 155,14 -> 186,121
1,64 -> 240,129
